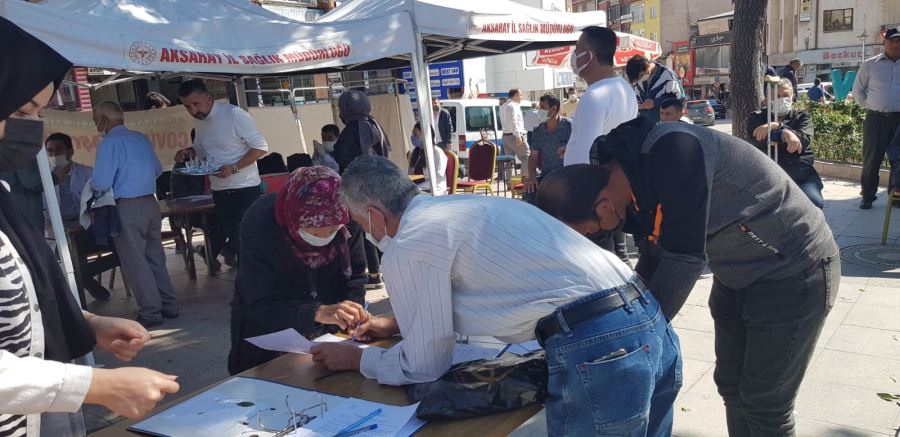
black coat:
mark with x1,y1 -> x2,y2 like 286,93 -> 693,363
746,108 -> 818,183
228,194 -> 367,374
435,108 -> 454,145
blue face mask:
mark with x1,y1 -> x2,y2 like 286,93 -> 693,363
411,135 -> 423,148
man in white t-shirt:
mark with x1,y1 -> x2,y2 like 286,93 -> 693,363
174,80 -> 268,271
562,26 -> 638,265
562,27 -> 638,166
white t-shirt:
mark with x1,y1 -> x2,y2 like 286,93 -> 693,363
192,101 -> 269,191
431,110 -> 443,144
421,145 -> 448,196
563,76 -> 638,166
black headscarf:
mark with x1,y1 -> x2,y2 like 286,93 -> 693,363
0,16 -> 95,361
0,16 -> 71,122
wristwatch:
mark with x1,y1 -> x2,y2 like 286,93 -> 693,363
231,164 -> 240,174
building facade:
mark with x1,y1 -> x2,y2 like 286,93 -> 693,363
767,0 -> 900,81
690,11 -> 732,99
629,0 -> 661,42
658,0 -> 733,67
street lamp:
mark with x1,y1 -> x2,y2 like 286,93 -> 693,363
857,29 -> 868,64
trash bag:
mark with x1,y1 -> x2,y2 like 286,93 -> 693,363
405,351 -> 547,421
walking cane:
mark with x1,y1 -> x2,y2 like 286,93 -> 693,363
764,74 -> 782,163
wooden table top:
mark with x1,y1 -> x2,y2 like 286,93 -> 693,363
408,174 -> 425,183
88,345 -> 541,437
159,195 -> 215,217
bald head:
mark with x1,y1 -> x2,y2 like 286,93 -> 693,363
93,101 -> 124,134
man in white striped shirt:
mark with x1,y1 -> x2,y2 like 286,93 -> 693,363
310,156 -> 682,436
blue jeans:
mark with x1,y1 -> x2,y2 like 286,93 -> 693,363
796,175 -> 824,209
543,286 -> 682,436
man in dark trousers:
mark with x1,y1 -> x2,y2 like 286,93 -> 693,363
746,78 -> 824,208
853,26 -> 900,209
536,118 -> 839,437
431,98 -> 453,150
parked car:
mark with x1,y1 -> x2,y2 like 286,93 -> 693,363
707,98 -> 728,119
686,100 -> 716,126
439,98 -> 532,159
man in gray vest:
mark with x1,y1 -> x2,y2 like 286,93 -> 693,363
537,117 -> 839,436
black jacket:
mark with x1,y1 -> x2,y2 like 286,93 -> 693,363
435,108 -> 454,145
228,194 -> 367,374
746,108 -> 817,182
334,121 -> 391,173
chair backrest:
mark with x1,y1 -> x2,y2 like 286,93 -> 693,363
258,153 -> 288,175
467,140 -> 497,182
445,150 -> 459,194
260,172 -> 290,193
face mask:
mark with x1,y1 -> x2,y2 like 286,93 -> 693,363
568,94 -> 578,102
411,135 -> 423,148
0,118 -> 44,172
297,227 -> 339,247
49,154 -> 70,170
773,97 -> 793,117
322,140 -> 336,153
366,210 -> 393,253
570,50 -> 593,76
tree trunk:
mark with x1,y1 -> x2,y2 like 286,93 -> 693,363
730,0 -> 767,141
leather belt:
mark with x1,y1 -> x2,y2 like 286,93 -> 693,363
535,278 -> 648,347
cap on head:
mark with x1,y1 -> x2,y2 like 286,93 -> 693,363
886,27 -> 900,39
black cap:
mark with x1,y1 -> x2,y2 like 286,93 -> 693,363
887,27 -> 900,39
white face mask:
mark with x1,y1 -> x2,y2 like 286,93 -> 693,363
366,210 -> 393,253
773,97 -> 793,117
49,154 -> 69,170
322,140 -> 336,153
297,228 -> 339,247
570,50 -> 593,76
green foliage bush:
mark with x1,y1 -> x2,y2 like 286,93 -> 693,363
798,99 -> 871,165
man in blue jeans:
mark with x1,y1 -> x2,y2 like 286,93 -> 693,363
307,156 -> 682,437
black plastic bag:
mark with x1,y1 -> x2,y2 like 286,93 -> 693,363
405,351 -> 547,421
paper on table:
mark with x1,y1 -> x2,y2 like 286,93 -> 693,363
506,340 -> 542,356
451,344 -> 502,365
312,333 -> 371,349
287,399 -> 425,437
245,328 -> 314,354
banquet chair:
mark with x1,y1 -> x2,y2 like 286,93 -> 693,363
456,140 -> 497,195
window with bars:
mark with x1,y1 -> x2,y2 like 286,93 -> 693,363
650,5 -> 657,18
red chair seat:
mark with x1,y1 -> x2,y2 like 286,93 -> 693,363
513,183 -> 525,190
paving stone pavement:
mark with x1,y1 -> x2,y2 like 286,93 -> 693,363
81,172 -> 900,436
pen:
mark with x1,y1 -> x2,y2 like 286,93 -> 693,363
493,343 -> 511,359
350,301 -> 369,341
334,408 -> 381,436
334,423 -> 378,437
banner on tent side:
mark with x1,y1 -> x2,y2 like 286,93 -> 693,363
127,40 -> 352,70
42,107 -> 194,168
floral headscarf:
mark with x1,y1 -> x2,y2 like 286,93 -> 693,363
274,166 -> 351,276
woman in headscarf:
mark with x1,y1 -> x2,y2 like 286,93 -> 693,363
332,90 -> 392,173
0,17 -> 179,437
229,166 -> 369,374
332,90 -> 392,289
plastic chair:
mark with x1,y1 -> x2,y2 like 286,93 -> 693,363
261,172 -> 290,193
882,189 -> 900,244
457,140 -> 497,195
446,150 -> 459,195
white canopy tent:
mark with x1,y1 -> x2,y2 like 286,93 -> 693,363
1,0 -> 606,311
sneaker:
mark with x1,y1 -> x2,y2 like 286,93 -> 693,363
365,273 -> 383,289
161,305 -> 180,319
859,199 -> 874,209
135,316 -> 163,329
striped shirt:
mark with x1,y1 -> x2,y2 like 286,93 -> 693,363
359,195 -> 633,385
633,63 -> 684,102
0,230 -> 93,437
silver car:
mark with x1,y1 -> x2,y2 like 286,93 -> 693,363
686,100 -> 715,126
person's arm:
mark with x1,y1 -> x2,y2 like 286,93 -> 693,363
852,62 -> 869,108
783,111 -> 813,151
746,111 -> 769,153
358,258 -> 455,385
525,133 -> 541,193
90,140 -> 120,193
0,350 -> 93,414
216,110 -> 269,178
645,132 -> 711,319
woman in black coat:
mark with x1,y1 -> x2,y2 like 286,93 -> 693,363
228,166 -> 369,374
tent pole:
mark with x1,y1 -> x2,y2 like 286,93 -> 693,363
408,10 -> 439,195
36,148 -> 95,366
234,78 -> 248,110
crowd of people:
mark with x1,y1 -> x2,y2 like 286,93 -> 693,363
2,9 -> 899,437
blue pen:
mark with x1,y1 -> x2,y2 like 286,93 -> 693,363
335,423 -> 378,437
334,408 -> 381,436
351,301 -> 369,341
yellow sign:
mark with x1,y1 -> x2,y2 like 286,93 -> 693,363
799,0 -> 812,22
